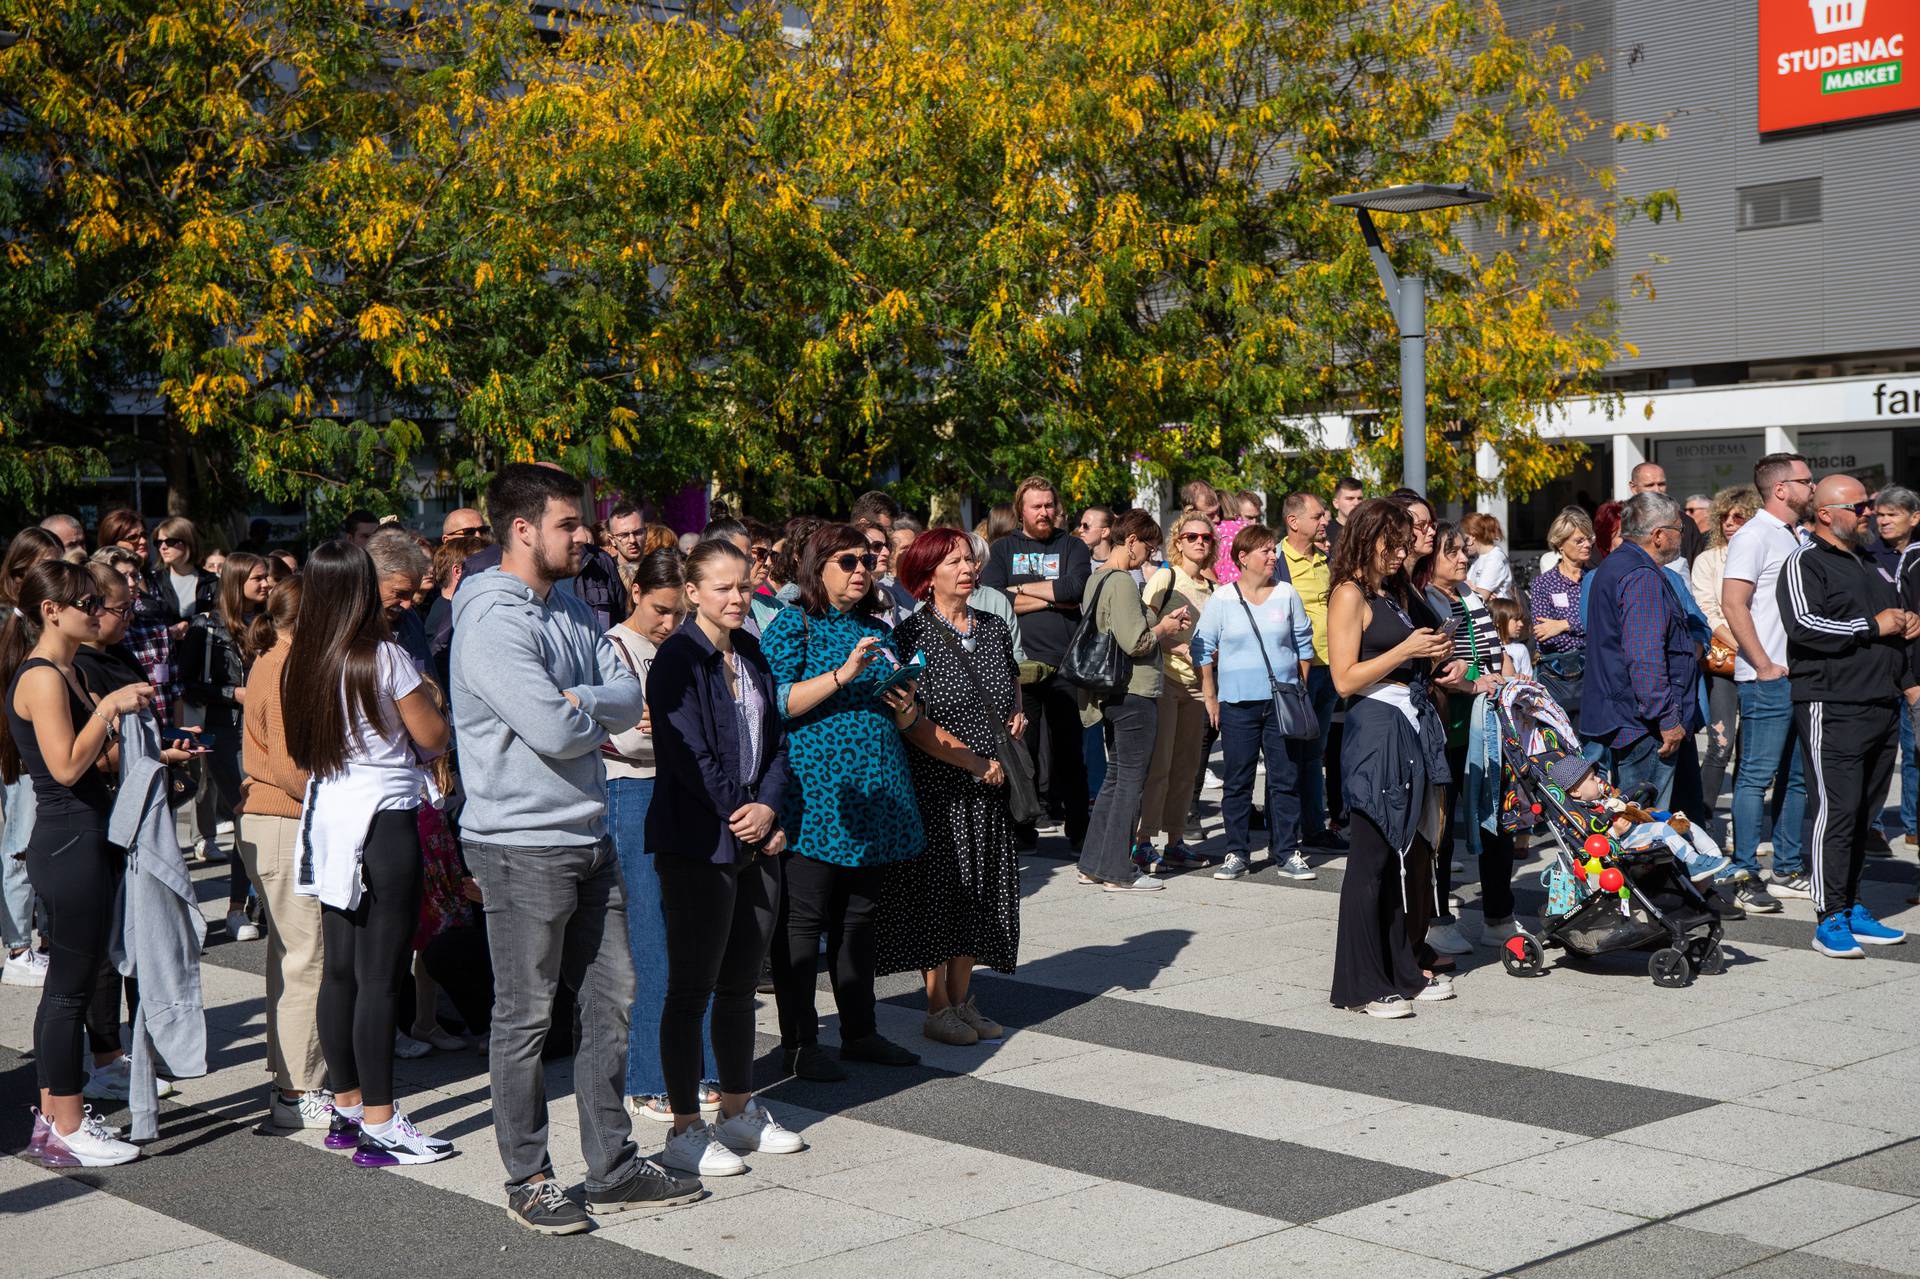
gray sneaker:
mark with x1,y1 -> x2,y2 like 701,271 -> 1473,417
1276,852 -> 1317,881
1213,853 -> 1250,881
1768,873 -> 1814,900
1736,882 -> 1783,914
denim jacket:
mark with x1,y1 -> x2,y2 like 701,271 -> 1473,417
646,618 -> 792,865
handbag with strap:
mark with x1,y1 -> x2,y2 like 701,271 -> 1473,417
1229,584 -> 1319,741
1056,571 -> 1126,698
1704,637 -> 1736,677
921,612 -> 1045,826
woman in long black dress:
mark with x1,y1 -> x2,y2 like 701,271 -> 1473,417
880,528 -> 1023,1048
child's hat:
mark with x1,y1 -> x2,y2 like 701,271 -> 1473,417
1543,749 -> 1596,794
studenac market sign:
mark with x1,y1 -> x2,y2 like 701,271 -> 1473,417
1759,0 -> 1920,133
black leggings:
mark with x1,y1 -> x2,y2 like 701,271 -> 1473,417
317,810 -> 422,1108
657,853 -> 779,1117
25,817 -> 124,1096
772,854 -> 883,1049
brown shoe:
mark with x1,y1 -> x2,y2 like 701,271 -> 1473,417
922,1006 -> 978,1046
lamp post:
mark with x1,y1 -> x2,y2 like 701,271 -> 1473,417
1330,183 -> 1492,494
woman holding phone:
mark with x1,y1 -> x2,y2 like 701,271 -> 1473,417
760,524 -> 926,1079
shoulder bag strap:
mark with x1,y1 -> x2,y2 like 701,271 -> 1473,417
1230,584 -> 1286,695
927,613 -> 1016,731
1144,567 -> 1176,615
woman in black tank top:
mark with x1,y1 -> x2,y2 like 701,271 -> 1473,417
1325,501 -> 1455,1018
1,560 -> 152,1166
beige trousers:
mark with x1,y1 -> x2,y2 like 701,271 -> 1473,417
235,813 -> 328,1092
1138,680 -> 1211,844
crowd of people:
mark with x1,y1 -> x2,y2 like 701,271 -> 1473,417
1,451 -> 1912,1226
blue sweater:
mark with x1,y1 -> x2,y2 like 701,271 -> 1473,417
1190,581 -> 1315,702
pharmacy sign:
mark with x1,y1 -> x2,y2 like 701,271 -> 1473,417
1759,0 -> 1920,132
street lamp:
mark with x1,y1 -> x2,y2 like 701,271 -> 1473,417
1330,183 -> 1492,494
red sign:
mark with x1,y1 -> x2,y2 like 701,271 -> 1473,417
1759,0 -> 1920,132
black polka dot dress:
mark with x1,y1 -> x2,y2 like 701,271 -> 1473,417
875,606 -> 1022,976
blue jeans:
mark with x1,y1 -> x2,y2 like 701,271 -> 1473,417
1892,702 -> 1917,837
1607,731 -> 1675,810
1301,666 -> 1336,834
1732,679 -> 1805,877
608,777 -> 711,1099
1219,698 -> 1303,859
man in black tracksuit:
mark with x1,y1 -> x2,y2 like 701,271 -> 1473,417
1778,474 -> 1918,957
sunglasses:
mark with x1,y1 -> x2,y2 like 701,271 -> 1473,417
833,552 -> 879,573
750,546 -> 773,561
158,537 -> 189,549
66,596 -> 104,616
1823,501 -> 1875,517
445,525 -> 486,539
865,540 -> 889,553
1178,531 -> 1214,543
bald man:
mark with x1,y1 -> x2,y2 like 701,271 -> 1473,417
1628,463 -> 1667,496
1779,473 -> 1919,957
442,507 -> 486,540
1628,464 -> 1707,564
38,513 -> 87,555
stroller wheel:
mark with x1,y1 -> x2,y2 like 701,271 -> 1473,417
1500,930 -> 1546,978
1686,937 -> 1727,976
1648,946 -> 1691,989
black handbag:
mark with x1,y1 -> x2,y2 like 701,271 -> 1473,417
1056,572 -> 1126,698
922,612 -> 1046,825
1536,649 -> 1584,716
1230,583 -> 1320,741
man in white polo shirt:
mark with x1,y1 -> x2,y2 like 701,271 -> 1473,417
1720,452 -> 1816,914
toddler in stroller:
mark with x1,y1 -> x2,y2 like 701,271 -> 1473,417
1544,753 -> 1732,886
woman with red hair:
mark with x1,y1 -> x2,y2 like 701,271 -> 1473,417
876,527 -> 1023,1048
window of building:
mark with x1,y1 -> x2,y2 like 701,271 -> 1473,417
1736,179 -> 1822,231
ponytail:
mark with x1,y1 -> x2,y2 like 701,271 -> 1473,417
0,560 -> 91,784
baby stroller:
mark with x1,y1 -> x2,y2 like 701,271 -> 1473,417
1490,680 -> 1726,988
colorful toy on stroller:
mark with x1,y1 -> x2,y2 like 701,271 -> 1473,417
1490,680 -> 1726,988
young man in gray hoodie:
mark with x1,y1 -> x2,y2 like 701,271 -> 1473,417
451,463 -> 704,1233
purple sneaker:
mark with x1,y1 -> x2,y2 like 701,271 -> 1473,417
27,1108 -> 51,1161
324,1112 -> 364,1150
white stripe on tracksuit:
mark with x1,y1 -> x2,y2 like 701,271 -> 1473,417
1782,543 -> 1870,638
1803,701 -> 1829,914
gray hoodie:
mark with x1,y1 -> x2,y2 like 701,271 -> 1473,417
450,567 -> 645,846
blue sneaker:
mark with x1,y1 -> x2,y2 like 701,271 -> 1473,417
1813,912 -> 1864,959
1847,904 -> 1907,946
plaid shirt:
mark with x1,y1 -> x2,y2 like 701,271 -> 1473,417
1614,551 -> 1684,736
124,594 -> 178,731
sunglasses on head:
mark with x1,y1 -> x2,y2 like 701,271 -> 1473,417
833,552 -> 879,573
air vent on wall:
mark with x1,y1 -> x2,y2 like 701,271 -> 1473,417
1737,178 -> 1822,231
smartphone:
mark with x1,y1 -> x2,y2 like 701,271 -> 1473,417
1436,615 -> 1461,639
874,654 -> 925,697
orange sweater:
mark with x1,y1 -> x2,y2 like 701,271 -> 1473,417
240,640 -> 309,818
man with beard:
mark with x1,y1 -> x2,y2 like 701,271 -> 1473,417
1781,474 -> 1918,958
1719,452 -> 1817,914
451,463 -> 694,1232
980,475 -> 1093,848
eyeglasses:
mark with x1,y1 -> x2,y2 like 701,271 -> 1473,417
608,529 -> 644,542
1780,476 -> 1814,489
832,552 -> 879,573
99,602 -> 132,619
444,525 -> 486,539
1822,501 -> 1874,517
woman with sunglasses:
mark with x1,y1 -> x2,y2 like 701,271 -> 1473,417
179,552 -> 271,934
3,561 -> 154,1165
760,524 -> 926,1078
153,518 -> 219,624
1134,510 -> 1217,870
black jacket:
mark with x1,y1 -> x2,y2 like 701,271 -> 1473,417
179,611 -> 247,731
142,565 -> 219,626
1778,535 -> 1911,706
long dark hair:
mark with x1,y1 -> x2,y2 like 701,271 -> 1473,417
283,542 -> 390,779
0,528 -> 63,610
1411,521 -> 1464,594
217,551 -> 267,659
1328,498 -> 1416,607
795,523 -> 879,617
247,573 -> 302,659
0,560 -> 94,784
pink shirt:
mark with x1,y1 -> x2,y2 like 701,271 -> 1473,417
1213,517 -> 1249,584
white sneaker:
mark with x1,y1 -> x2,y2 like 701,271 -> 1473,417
225,909 -> 260,942
1359,996 -> 1413,1019
268,1088 -> 336,1130
393,1032 -> 431,1059
714,1100 -> 806,1155
660,1120 -> 747,1177
1204,770 -> 1223,790
1481,917 -> 1521,943
3,948 -> 48,987
1415,975 -> 1455,1002
1213,853 -> 1250,880
1102,874 -> 1165,893
40,1111 -> 140,1167
1425,919 -> 1473,955
155,1076 -> 178,1099
352,1112 -> 454,1167
196,838 -> 227,864
83,1057 -> 131,1101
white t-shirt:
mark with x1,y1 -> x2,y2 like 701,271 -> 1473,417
1721,509 -> 1802,681
1466,546 -> 1513,601
1504,640 -> 1534,679
342,640 -> 428,807
169,570 -> 199,618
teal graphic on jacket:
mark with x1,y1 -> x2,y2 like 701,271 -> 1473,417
760,605 -> 925,868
